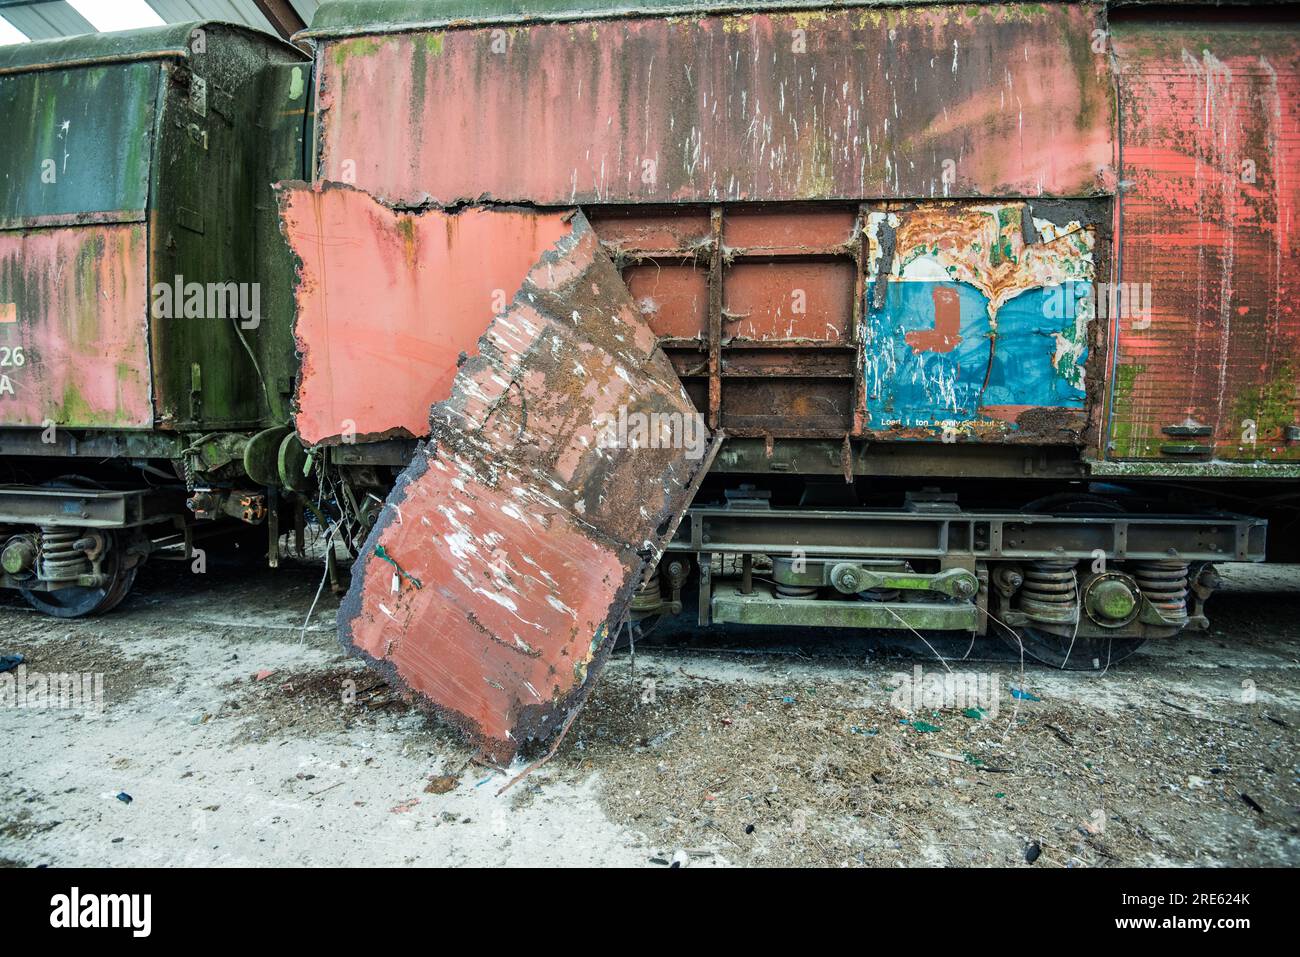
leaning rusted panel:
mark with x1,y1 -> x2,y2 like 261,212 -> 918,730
278,182 -> 572,444
315,4 -> 1114,206
0,224 -> 153,428
336,210 -> 707,761
1108,20 -> 1300,465
864,200 -> 1098,441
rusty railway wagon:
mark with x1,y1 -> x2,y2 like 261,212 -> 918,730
2,0 -> 1297,757
0,22 -> 314,615
272,0 -> 1298,744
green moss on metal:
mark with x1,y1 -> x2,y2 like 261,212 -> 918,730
1108,362 -> 1146,457
1231,358 -> 1299,458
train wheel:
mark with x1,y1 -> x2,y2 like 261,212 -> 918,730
19,533 -> 138,619
998,626 -> 1146,671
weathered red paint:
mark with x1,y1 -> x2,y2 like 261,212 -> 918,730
277,182 -> 572,444
906,286 -> 963,354
337,211 -> 707,761
316,4 -> 1114,207
0,223 -> 153,428
624,264 -> 709,339
723,261 -> 854,342
1109,21 -> 1300,462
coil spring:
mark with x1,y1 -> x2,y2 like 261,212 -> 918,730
38,527 -> 90,582
1019,559 -> 1079,624
630,570 -> 663,614
1133,560 -> 1190,624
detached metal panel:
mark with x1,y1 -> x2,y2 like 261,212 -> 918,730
1108,18 -> 1300,468
314,3 -> 1115,206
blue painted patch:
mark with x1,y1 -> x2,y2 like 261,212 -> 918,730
865,280 -> 989,426
865,280 -> 1086,430
984,287 -> 1088,407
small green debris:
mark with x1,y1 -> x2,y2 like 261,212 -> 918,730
375,544 -> 423,589
963,707 -> 986,720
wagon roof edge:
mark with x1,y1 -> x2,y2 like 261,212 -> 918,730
301,0 -> 1300,41
0,20 -> 308,76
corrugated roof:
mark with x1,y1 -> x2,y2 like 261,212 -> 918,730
0,0 -> 316,43
0,18 -> 308,73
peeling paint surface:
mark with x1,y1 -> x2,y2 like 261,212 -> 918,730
1109,22 -> 1300,463
337,210 -> 707,761
278,182 -> 572,444
0,223 -> 152,428
316,4 -> 1113,206
864,201 -> 1094,439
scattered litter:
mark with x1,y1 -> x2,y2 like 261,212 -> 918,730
962,707 -> 985,720
425,775 -> 459,794
389,798 -> 420,814
254,669 -> 276,682
931,750 -> 967,764
1240,793 -> 1264,814
1010,687 -> 1042,702
116,792 -> 132,805
670,849 -> 691,868
1024,841 -> 1042,863
0,653 -> 23,674
905,719 -> 942,733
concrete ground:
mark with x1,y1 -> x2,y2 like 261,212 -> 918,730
1,556 -> 1297,867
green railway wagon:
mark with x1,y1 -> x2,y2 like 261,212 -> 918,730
0,22 -> 313,615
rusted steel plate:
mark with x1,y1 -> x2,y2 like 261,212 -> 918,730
624,263 -> 709,340
724,261 -> 854,342
316,4 -> 1113,206
0,223 -> 153,428
1108,21 -> 1300,465
277,182 -> 573,444
864,200 -> 1097,441
723,207 -> 858,254
338,209 -> 708,761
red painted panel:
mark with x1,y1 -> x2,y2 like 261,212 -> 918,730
588,210 -> 712,253
318,4 -> 1113,206
624,263 -> 709,339
337,212 -> 708,761
277,182 -> 571,444
723,207 -> 858,253
723,260 -> 854,342
0,224 -> 152,429
1110,22 -> 1300,462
